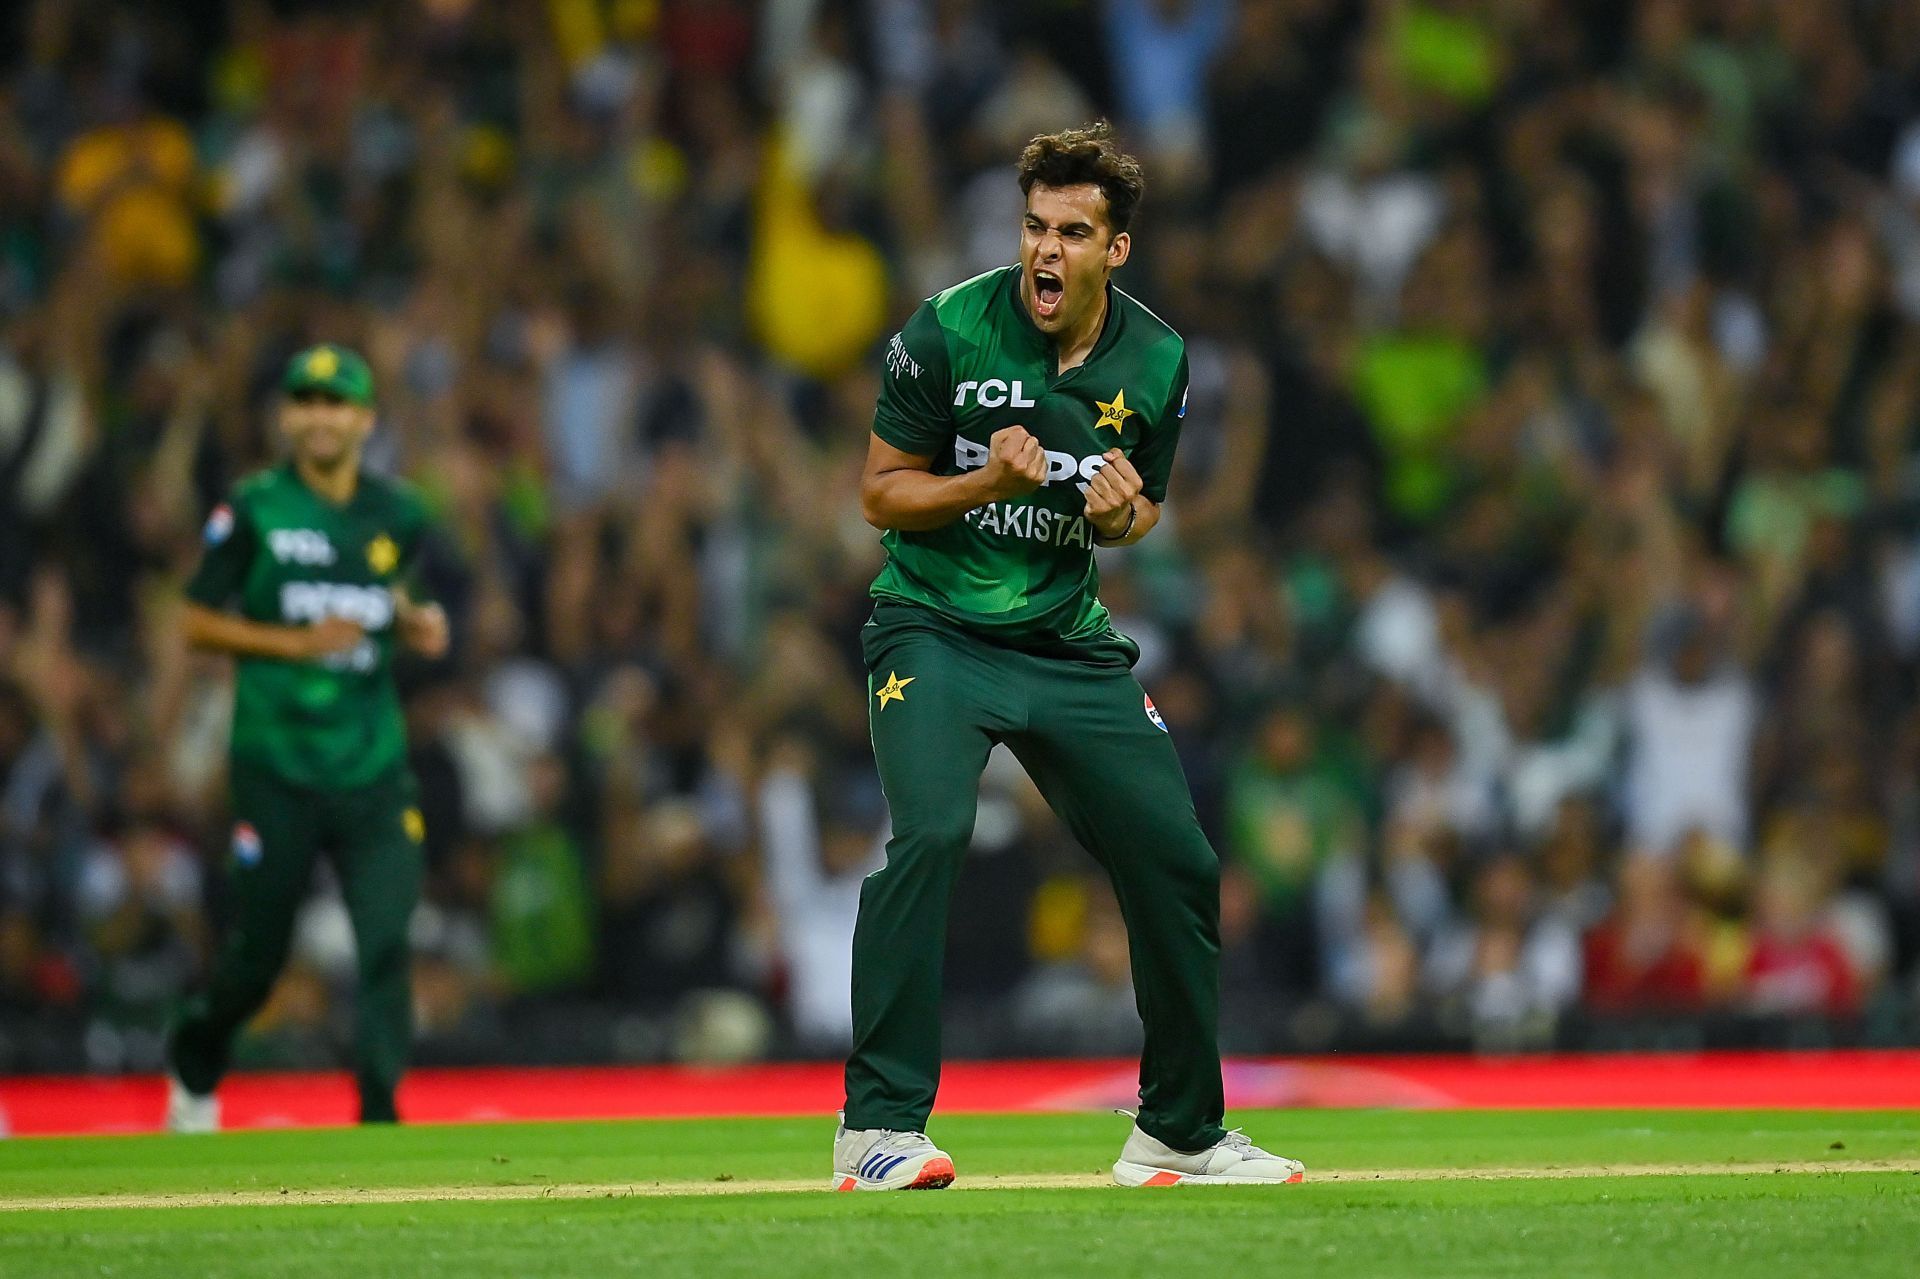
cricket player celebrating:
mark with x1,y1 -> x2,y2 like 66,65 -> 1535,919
166,345 -> 448,1130
834,125 -> 1305,1190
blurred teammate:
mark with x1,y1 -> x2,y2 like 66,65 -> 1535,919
835,124 -> 1305,1190
165,345 -> 448,1131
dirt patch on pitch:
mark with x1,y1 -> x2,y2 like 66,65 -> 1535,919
8,1160 -> 1920,1212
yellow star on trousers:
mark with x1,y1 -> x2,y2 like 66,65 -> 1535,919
875,671 -> 915,709
1094,388 -> 1134,433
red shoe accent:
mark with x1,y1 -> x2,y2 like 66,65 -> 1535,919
1141,1171 -> 1184,1187
835,1177 -> 858,1192
1286,1171 -> 1305,1183
909,1157 -> 955,1190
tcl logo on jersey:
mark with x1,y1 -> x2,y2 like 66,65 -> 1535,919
280,582 -> 394,629
952,378 -> 1037,409
953,436 -> 1112,490
269,529 -> 337,565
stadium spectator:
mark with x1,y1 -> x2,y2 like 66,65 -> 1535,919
1622,605 -> 1759,856
1010,878 -> 1143,1055
1425,852 -> 1582,1044
1744,855 -> 1863,1017
757,728 -> 884,1050
1582,854 -> 1707,1014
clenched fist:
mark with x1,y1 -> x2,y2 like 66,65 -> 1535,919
1083,448 -> 1143,538
397,597 -> 451,659
982,425 -> 1048,499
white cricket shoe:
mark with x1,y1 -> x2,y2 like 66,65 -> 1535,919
831,1117 -> 956,1192
166,1075 -> 220,1134
1112,1122 -> 1305,1186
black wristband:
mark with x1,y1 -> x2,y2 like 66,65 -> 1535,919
1097,502 -> 1137,544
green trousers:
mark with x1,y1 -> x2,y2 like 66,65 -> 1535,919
845,602 -> 1228,1152
170,763 -> 424,1123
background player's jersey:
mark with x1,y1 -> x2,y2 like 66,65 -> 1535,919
186,463 -> 432,789
868,265 -> 1189,662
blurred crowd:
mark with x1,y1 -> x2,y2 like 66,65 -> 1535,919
6,0 -> 1920,1074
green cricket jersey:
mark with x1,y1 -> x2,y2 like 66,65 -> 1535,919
869,265 -> 1189,662
186,462 -> 433,789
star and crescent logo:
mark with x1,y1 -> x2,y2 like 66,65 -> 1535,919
1094,388 -> 1134,433
367,533 -> 399,575
875,671 -> 914,709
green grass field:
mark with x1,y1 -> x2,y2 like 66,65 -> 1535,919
2,1110 -> 1917,1277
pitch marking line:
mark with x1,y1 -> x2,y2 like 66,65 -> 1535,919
6,1161 -> 1919,1211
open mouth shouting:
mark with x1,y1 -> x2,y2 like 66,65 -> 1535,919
1032,267 -> 1065,320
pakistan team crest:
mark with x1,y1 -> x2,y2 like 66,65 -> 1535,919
1094,389 -> 1134,433
875,671 -> 914,709
367,533 -> 399,575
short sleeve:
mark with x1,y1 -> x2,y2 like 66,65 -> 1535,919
1129,348 -> 1188,504
871,301 -> 954,456
183,491 -> 258,607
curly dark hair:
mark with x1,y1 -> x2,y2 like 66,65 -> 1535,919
1016,122 -> 1145,236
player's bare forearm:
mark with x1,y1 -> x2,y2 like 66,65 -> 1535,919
861,465 -> 1004,531
181,602 -> 359,662
860,428 -> 1046,531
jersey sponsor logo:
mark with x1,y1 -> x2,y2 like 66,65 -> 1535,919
232,821 -> 263,866
269,528 -> 338,566
280,581 -> 395,630
953,437 -> 1115,492
204,504 -> 235,546
885,333 -> 922,380
961,501 -> 1092,547
952,378 -> 1037,409
1145,693 -> 1167,731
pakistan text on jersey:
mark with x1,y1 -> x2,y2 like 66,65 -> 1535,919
962,502 -> 1093,547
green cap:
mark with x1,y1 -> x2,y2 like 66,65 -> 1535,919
282,344 -> 375,405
